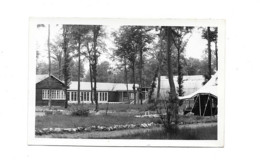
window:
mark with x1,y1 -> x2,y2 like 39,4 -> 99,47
83,92 -> 86,101
80,92 -> 83,101
42,89 -> 65,100
100,92 -> 103,101
105,92 -> 107,101
42,90 -> 49,99
57,91 -> 59,99
87,92 -> 89,101
99,92 -> 102,101
97,92 -> 108,101
67,92 -> 70,101
71,91 -> 77,101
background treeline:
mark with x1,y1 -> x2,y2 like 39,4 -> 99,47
36,26 -> 217,87
37,53 -> 217,86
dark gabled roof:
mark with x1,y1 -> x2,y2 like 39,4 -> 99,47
36,74 -> 65,86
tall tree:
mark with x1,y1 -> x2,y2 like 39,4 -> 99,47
134,26 -> 154,104
164,26 -> 178,128
202,27 -> 218,78
91,25 -> 103,111
70,25 -> 91,104
207,27 -> 212,79
50,37 -> 63,79
83,25 -> 106,106
113,27 -> 134,103
47,24 -> 52,109
156,29 -> 164,100
113,26 -> 139,104
211,27 -> 218,70
171,26 -> 193,103
62,25 -> 71,108
85,40 -> 94,104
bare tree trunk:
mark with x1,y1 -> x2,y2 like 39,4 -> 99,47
132,62 -> 136,105
47,24 -> 52,109
207,27 -> 212,79
139,48 -> 143,105
165,26 -> 178,127
62,25 -> 70,109
93,66 -> 98,111
166,27 -> 177,99
77,38 -> 81,105
89,61 -> 94,104
124,55 -> 130,103
157,58 -> 161,100
177,48 -> 184,106
86,43 -> 94,104
58,59 -> 61,80
92,25 -> 100,111
157,30 -> 163,100
215,40 -> 218,71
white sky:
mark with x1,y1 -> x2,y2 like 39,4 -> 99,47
36,25 -> 208,70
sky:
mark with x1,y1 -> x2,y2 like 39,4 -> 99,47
36,25 -> 209,70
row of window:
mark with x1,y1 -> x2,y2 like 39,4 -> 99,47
42,90 -> 137,102
68,91 -> 108,102
42,90 -> 65,100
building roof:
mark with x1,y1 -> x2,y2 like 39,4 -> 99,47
156,75 -> 205,97
36,74 -> 49,84
68,81 -> 139,91
36,74 -> 65,86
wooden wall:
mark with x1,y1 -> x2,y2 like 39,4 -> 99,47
36,76 -> 66,106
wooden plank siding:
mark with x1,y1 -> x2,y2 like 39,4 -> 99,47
36,76 -> 66,106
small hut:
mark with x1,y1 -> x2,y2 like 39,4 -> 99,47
36,75 -> 67,106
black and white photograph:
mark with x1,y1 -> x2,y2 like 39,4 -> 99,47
28,18 -> 225,147
4,0 -> 260,165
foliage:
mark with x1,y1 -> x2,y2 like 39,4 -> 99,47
84,61 -> 113,82
113,26 -> 155,104
201,27 -> 218,79
69,59 -> 85,81
62,25 -> 72,108
71,105 -> 89,117
171,27 -> 194,102
201,27 -> 218,42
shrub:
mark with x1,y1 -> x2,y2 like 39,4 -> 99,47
71,105 -> 89,117
45,111 -> 53,115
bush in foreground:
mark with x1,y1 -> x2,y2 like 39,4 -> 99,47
71,105 -> 89,117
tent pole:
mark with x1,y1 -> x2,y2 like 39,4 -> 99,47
199,95 -> 201,116
203,95 -> 210,116
210,95 -> 212,116
191,96 -> 198,114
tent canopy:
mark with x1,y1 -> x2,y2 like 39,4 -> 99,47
179,72 -> 218,100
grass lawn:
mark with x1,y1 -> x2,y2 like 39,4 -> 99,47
36,124 -> 217,140
113,125 -> 217,140
36,103 -> 151,112
36,113 -> 157,129
36,111 -> 217,129
36,104 -> 217,140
